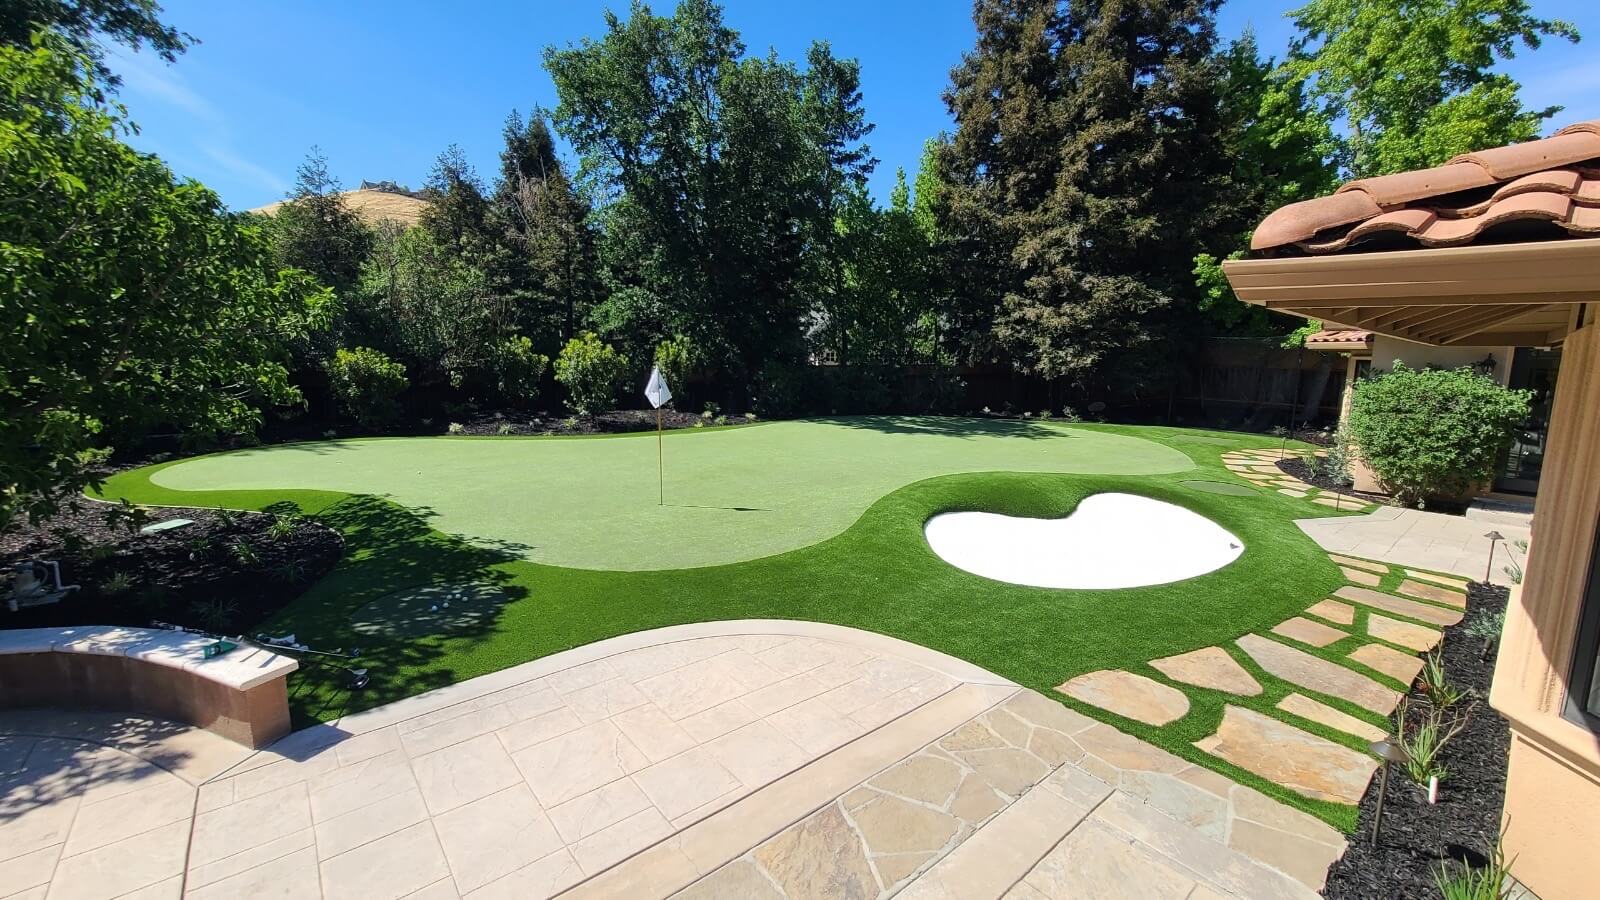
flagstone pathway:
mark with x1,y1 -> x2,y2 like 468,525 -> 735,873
1051,470 -> 1471,825
1218,448 -> 1375,514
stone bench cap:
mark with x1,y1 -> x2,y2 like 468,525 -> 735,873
0,625 -> 298,691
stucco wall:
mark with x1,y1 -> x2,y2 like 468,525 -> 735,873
1370,336 -> 1514,385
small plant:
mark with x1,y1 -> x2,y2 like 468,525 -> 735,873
554,331 -> 629,415
100,571 -> 135,596
271,560 -> 307,584
692,420 -> 705,428
188,597 -> 239,632
322,429 -> 338,439
713,415 -> 728,426
186,534 -> 214,559
447,422 -> 466,435
1433,833 -> 1515,900
496,422 -> 515,436
86,542 -> 117,562
266,515 -> 298,542
229,539 -> 260,567
743,412 -> 757,421
1269,425 -> 1289,438
562,416 -> 578,430
1418,649 -> 1465,709
1037,409 -> 1052,420
1465,609 -> 1507,659
1395,699 -> 1472,785
103,501 -> 152,533
700,409 -> 713,419
329,346 -> 409,427
215,506 -> 240,528
1058,406 -> 1082,423
1501,539 -> 1529,585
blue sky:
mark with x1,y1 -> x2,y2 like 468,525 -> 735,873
107,0 -> 1599,212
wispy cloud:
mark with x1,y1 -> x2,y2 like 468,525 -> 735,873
104,45 -> 288,197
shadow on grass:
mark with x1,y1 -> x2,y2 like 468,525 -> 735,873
808,414 -> 1069,440
273,494 -> 528,726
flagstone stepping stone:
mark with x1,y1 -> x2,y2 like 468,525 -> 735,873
1339,566 -> 1382,586
1397,579 -> 1467,608
1236,634 -> 1402,714
1312,496 -> 1368,510
1057,670 -> 1190,726
1271,616 -> 1348,648
1330,555 -> 1388,575
1276,693 -> 1387,742
1348,643 -> 1425,685
1278,488 -> 1309,498
1248,465 -> 1286,474
1405,569 -> 1472,591
1334,586 -> 1463,626
1195,706 -> 1378,804
1367,614 -> 1441,652
1305,599 -> 1355,626
1148,647 -> 1261,697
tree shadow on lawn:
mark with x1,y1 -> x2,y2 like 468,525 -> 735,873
808,414 -> 1069,440
270,494 -> 529,726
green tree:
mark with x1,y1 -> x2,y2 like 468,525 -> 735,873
486,110 -> 596,349
265,148 -> 373,300
1285,0 -> 1579,177
1193,32 -> 1338,336
545,0 -> 874,384
940,0 -> 1243,388
0,37 -> 334,526
0,0 -> 191,87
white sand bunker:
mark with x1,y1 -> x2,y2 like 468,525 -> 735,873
924,493 -> 1243,589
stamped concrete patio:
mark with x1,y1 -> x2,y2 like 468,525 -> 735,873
2,621 -> 1346,899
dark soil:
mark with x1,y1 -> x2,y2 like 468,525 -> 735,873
2,500 -> 342,635
1322,582 -> 1512,898
1277,458 -> 1389,507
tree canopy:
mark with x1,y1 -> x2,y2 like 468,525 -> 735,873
0,35 -> 333,526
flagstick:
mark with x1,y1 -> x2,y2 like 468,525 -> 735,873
657,406 -> 664,506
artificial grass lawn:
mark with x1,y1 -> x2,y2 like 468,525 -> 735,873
100,417 -> 1381,828
145,416 -> 1192,570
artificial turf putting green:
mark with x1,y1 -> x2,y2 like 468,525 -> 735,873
146,416 -> 1192,570
99,418 -> 1374,828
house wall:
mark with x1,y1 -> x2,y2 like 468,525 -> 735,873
1490,318 -> 1600,900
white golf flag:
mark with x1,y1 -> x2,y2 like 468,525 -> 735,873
645,366 -> 672,409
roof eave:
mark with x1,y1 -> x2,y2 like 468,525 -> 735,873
1222,237 -> 1600,347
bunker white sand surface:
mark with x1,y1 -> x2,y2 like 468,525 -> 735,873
924,492 -> 1244,589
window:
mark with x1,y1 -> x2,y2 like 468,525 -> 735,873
1566,516 -> 1600,727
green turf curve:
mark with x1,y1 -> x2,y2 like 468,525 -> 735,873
98,418 -> 1373,828
143,416 -> 1193,570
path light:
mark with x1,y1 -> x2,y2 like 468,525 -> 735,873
1483,531 -> 1505,584
1368,739 -> 1408,847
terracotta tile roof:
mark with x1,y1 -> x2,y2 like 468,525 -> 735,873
1304,330 -> 1373,346
1251,121 -> 1600,255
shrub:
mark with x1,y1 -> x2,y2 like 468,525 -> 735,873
1347,364 -> 1531,506
491,335 -> 550,406
652,335 -> 698,402
329,347 -> 408,427
554,332 -> 630,415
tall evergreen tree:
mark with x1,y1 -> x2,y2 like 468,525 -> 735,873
266,148 -> 372,300
487,110 -> 596,349
939,0 -> 1242,388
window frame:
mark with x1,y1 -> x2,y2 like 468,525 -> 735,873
1563,512 -> 1600,730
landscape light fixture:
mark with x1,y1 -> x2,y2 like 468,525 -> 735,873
1367,739 -> 1408,847
1483,531 -> 1505,584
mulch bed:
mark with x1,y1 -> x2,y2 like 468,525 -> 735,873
2,501 -> 342,635
1321,581 -> 1512,898
450,408 -> 741,436
1277,457 -> 1388,506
